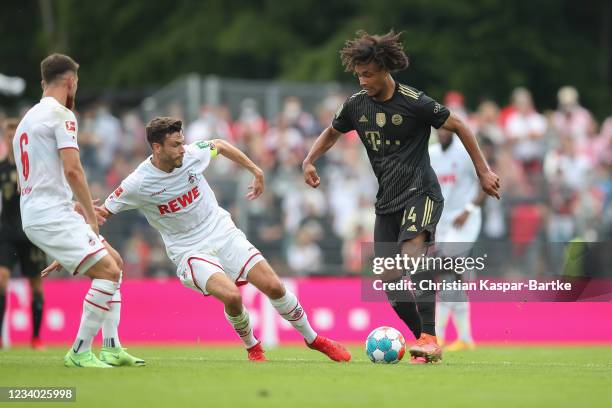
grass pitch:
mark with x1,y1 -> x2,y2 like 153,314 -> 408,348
1,345 -> 611,407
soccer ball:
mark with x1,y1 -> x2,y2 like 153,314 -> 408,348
365,326 -> 406,364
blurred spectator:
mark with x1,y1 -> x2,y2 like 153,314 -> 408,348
287,227 -> 323,275
551,86 -> 593,141
93,102 -> 122,172
475,100 -> 504,145
504,87 -> 547,175
185,104 -> 232,143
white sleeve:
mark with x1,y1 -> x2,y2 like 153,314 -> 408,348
186,140 -> 218,170
54,109 -> 79,150
104,173 -> 142,214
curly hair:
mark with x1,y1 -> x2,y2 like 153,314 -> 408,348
340,30 -> 409,73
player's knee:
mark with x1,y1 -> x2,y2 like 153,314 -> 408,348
223,288 -> 242,309
265,280 -> 286,299
102,259 -> 121,283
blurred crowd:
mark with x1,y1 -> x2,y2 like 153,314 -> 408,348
1,85 -> 611,278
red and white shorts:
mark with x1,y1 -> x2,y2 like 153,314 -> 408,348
24,214 -> 108,275
176,229 -> 264,296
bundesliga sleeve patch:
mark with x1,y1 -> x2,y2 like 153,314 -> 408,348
65,120 -> 76,132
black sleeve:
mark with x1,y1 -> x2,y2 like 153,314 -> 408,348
416,93 -> 451,129
331,97 -> 354,133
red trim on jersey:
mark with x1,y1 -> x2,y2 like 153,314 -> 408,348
235,252 -> 262,283
108,301 -> 122,304
73,247 -> 107,275
187,256 -> 224,295
84,298 -> 110,311
91,287 -> 113,296
58,147 -> 79,151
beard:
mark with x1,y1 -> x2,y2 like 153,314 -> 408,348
65,94 -> 75,110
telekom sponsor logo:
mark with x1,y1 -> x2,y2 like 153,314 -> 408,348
4,278 -> 612,345
158,186 -> 200,215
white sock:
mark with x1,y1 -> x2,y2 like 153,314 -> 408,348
225,306 -> 258,348
102,289 -> 122,348
436,301 -> 452,342
72,279 -> 117,353
454,302 -> 474,343
270,290 -> 317,344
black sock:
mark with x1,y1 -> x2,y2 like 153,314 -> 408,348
391,301 -> 422,339
0,292 -> 6,339
31,293 -> 44,340
384,278 -> 422,338
411,271 -> 437,336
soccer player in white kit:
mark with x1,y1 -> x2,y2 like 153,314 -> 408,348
15,54 -> 144,368
96,117 -> 351,362
429,127 -> 486,351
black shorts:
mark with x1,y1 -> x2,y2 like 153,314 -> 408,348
0,228 -> 47,278
374,193 -> 443,257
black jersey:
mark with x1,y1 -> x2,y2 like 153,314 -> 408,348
0,158 -> 22,230
332,83 -> 450,214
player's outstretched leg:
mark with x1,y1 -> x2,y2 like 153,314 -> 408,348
97,247 -> 145,366
407,270 -> 442,363
65,255 -> 120,368
247,260 -> 351,362
203,270 -> 266,362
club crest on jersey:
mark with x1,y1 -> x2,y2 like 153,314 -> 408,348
187,170 -> 200,185
376,113 -> 386,127
65,120 -> 76,132
392,114 -> 403,126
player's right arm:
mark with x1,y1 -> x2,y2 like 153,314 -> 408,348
98,174 -> 142,221
60,149 -> 99,235
303,98 -> 352,188
302,126 -> 343,188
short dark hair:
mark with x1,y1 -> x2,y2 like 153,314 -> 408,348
40,53 -> 79,84
340,30 -> 409,73
146,117 -> 183,146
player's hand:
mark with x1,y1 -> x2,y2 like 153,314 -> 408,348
93,203 -> 110,220
453,211 -> 470,228
246,171 -> 264,200
302,162 -> 320,188
41,260 -> 61,278
478,170 -> 501,199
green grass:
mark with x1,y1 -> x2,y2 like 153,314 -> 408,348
1,345 -> 612,407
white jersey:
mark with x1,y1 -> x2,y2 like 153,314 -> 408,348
430,136 -> 482,248
13,97 -> 80,228
105,141 -> 222,264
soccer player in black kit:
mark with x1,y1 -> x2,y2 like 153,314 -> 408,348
303,30 -> 500,363
0,118 -> 47,349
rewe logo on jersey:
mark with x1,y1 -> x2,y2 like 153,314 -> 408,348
158,186 -> 200,215
438,174 -> 457,184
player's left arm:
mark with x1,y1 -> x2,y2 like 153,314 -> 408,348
441,113 -> 501,199
212,139 -> 264,200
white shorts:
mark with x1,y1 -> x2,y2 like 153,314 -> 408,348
176,227 -> 265,296
24,216 -> 108,276
436,211 -> 482,257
